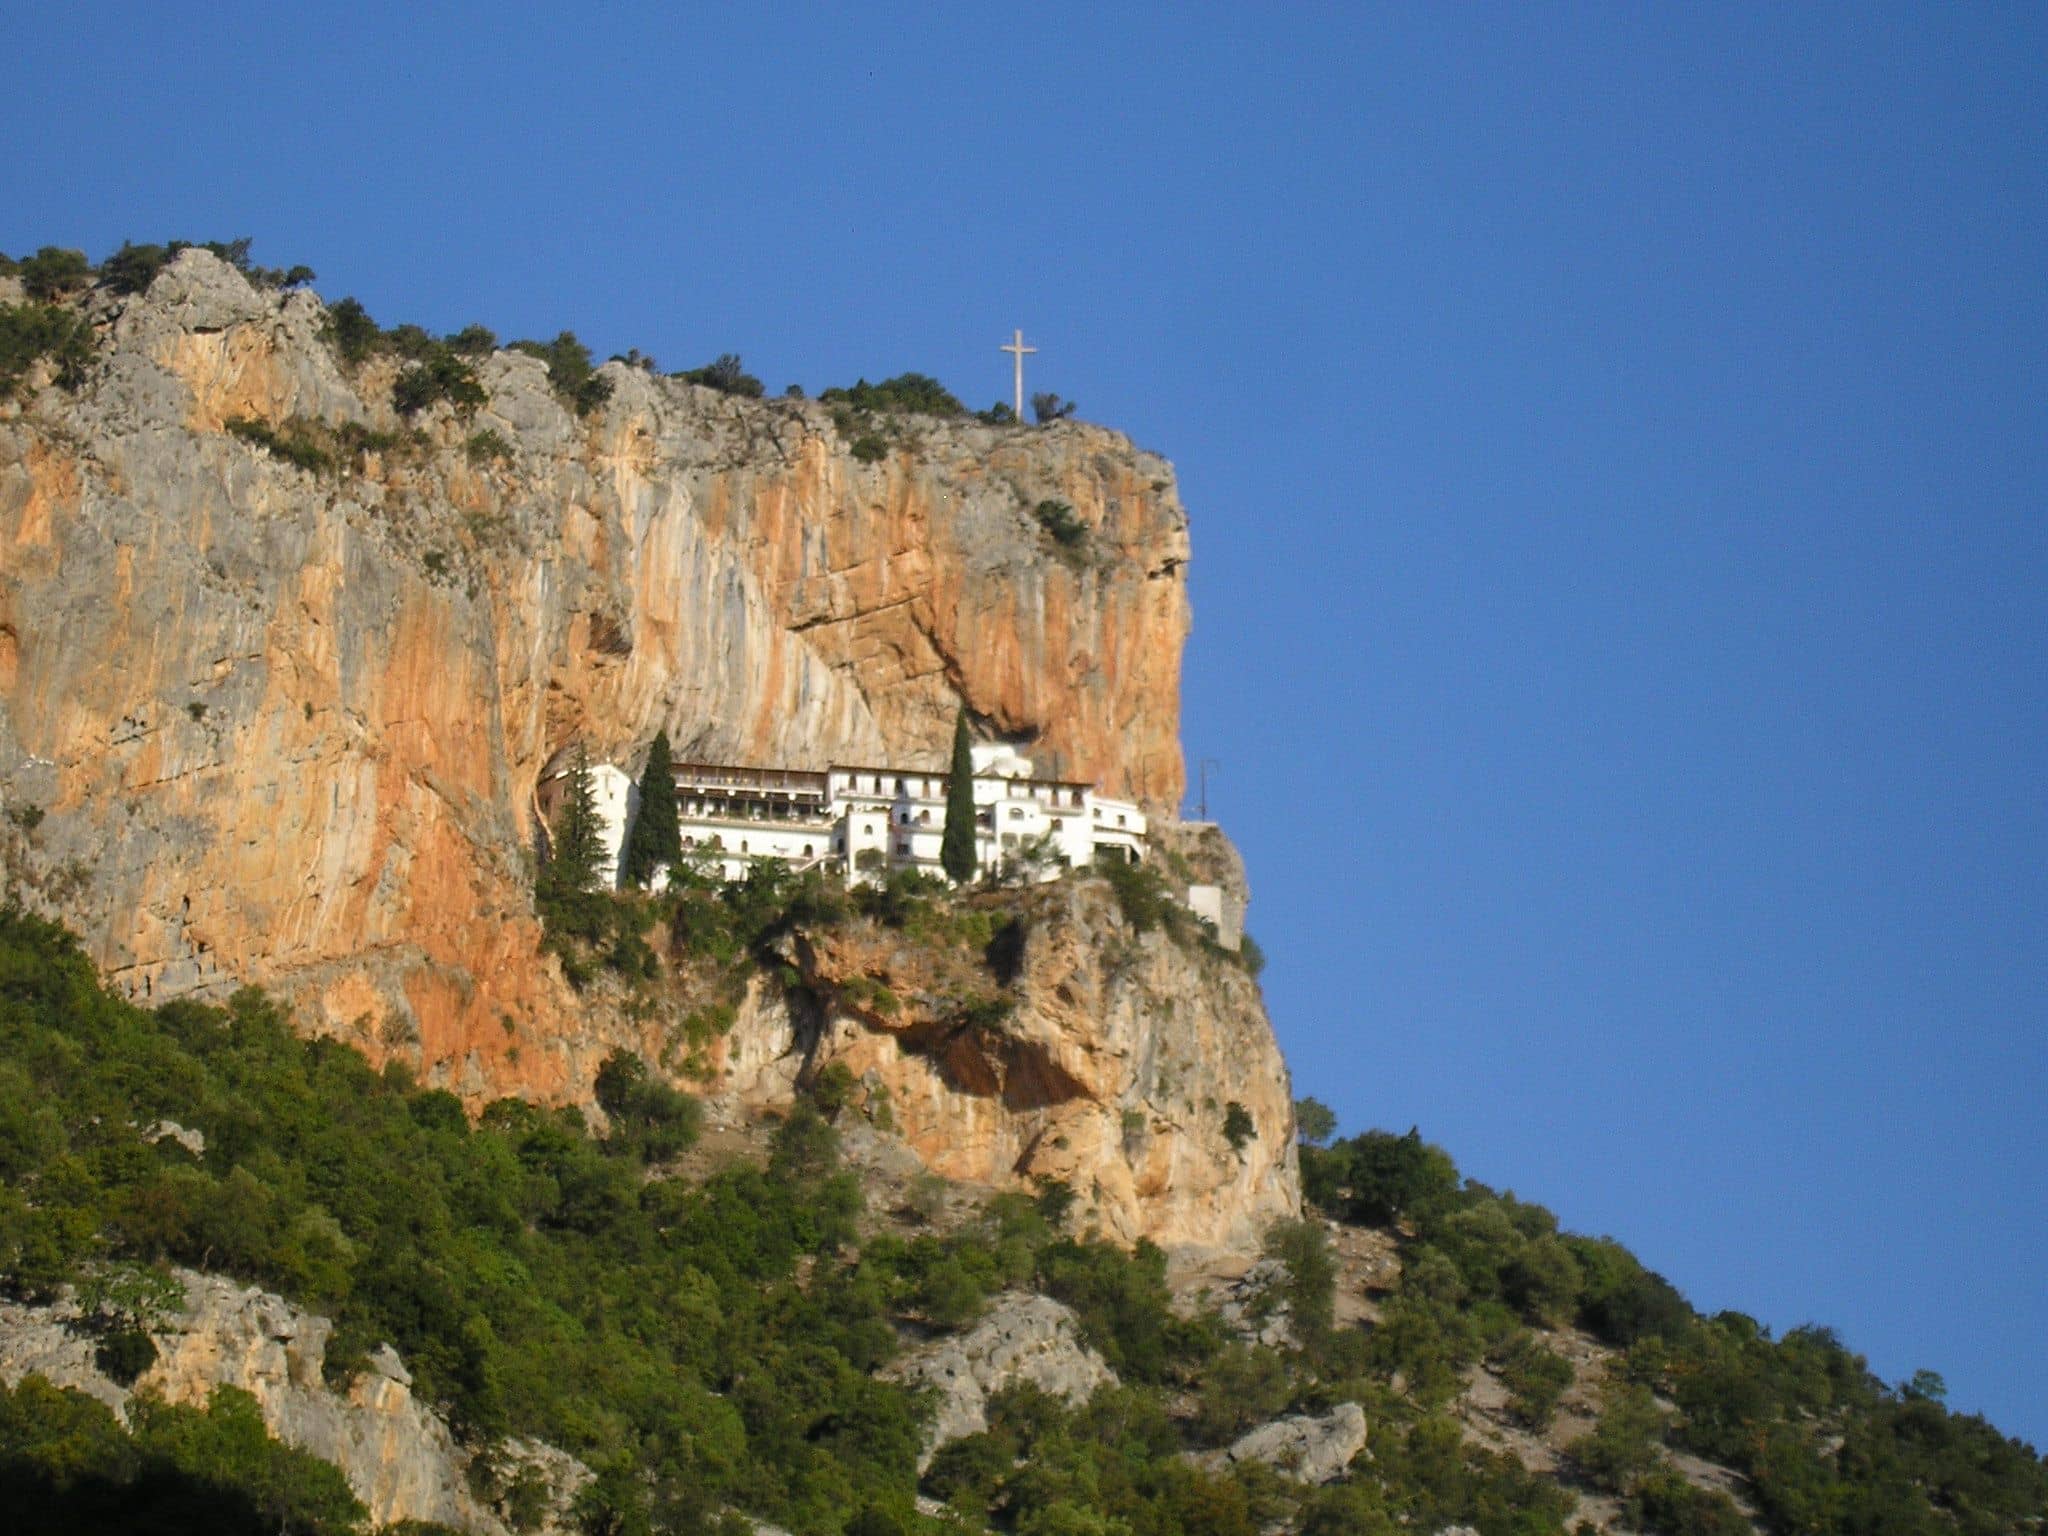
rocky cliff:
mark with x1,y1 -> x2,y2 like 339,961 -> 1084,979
713,877 -> 1299,1252
0,1270 -> 584,1532
0,250 -> 1297,1249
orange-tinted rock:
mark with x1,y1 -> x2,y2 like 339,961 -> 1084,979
0,251 -> 1295,1249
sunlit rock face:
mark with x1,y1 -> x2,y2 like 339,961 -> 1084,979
0,251 -> 1300,1251
0,251 -> 1186,1081
0,1270 -> 555,1532
715,878 -> 1301,1255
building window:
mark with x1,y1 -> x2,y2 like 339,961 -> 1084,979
804,844 -> 814,856
895,841 -> 910,856
1051,818 -> 1063,830
895,777 -> 906,793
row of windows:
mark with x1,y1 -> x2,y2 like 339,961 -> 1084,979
831,774 -> 1090,809
681,835 -> 819,857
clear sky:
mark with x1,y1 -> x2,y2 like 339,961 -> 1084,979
8,2 -> 2044,1449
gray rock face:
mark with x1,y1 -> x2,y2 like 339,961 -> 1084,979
1196,1401 -> 1368,1485
0,1268 -> 585,1533
882,1292 -> 1116,1464
1211,1256 -> 1299,1348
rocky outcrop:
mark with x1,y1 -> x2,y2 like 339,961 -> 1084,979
1194,1402 -> 1367,1485
0,1269 -> 577,1532
715,876 -> 1301,1253
0,250 -> 1189,1104
881,1292 -> 1116,1464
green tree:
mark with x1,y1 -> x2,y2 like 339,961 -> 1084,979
542,744 -> 607,896
321,297 -> 382,365
391,351 -> 485,418
99,241 -> 174,296
939,712 -> 978,884
20,247 -> 91,301
511,331 -> 612,416
621,731 -> 680,888
1294,1097 -> 1338,1147
0,303 -> 95,398
677,353 -> 764,397
1569,1380 -> 1667,1493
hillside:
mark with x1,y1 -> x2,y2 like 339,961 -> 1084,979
1,907 -> 2043,1536
1,243 -> 2044,1536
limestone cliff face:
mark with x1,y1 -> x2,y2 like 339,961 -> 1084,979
0,251 -> 1188,1098
711,878 -> 1300,1254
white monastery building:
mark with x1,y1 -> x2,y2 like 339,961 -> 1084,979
541,745 -> 1147,889
538,743 -> 1241,949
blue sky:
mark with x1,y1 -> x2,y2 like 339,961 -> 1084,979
9,3 -> 2044,1447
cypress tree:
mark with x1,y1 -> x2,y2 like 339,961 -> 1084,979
940,711 -> 979,884
621,730 -> 680,888
543,742 -> 607,895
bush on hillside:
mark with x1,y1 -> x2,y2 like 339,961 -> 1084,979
19,247 -> 92,301
677,353 -> 764,397
511,331 -> 612,416
820,373 -> 966,418
0,303 -> 95,398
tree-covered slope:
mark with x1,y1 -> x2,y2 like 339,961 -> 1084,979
1,903 -> 2042,1536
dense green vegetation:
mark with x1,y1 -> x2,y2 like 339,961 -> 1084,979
0,300 -> 94,399
820,374 -> 967,420
1301,1128 -> 2048,1535
2,901 -> 2041,1534
2,904 -> 1360,1536
819,373 -> 973,463
1,1376 -> 372,1535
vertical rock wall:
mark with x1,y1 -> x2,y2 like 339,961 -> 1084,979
0,251 -> 1190,1102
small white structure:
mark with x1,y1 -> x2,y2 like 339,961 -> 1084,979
534,759 -> 639,889
1185,883 -> 1243,951
542,743 -> 1150,890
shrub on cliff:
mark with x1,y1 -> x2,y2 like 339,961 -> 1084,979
223,416 -> 334,475
18,246 -> 92,301
820,373 -> 966,419
511,331 -> 613,416
593,1048 -> 701,1162
1032,498 -> 1087,549
390,349 -> 486,418
98,240 -> 176,296
1031,391 -> 1076,424
320,297 -> 383,365
676,352 -> 764,397
97,239 -> 314,297
0,303 -> 95,398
